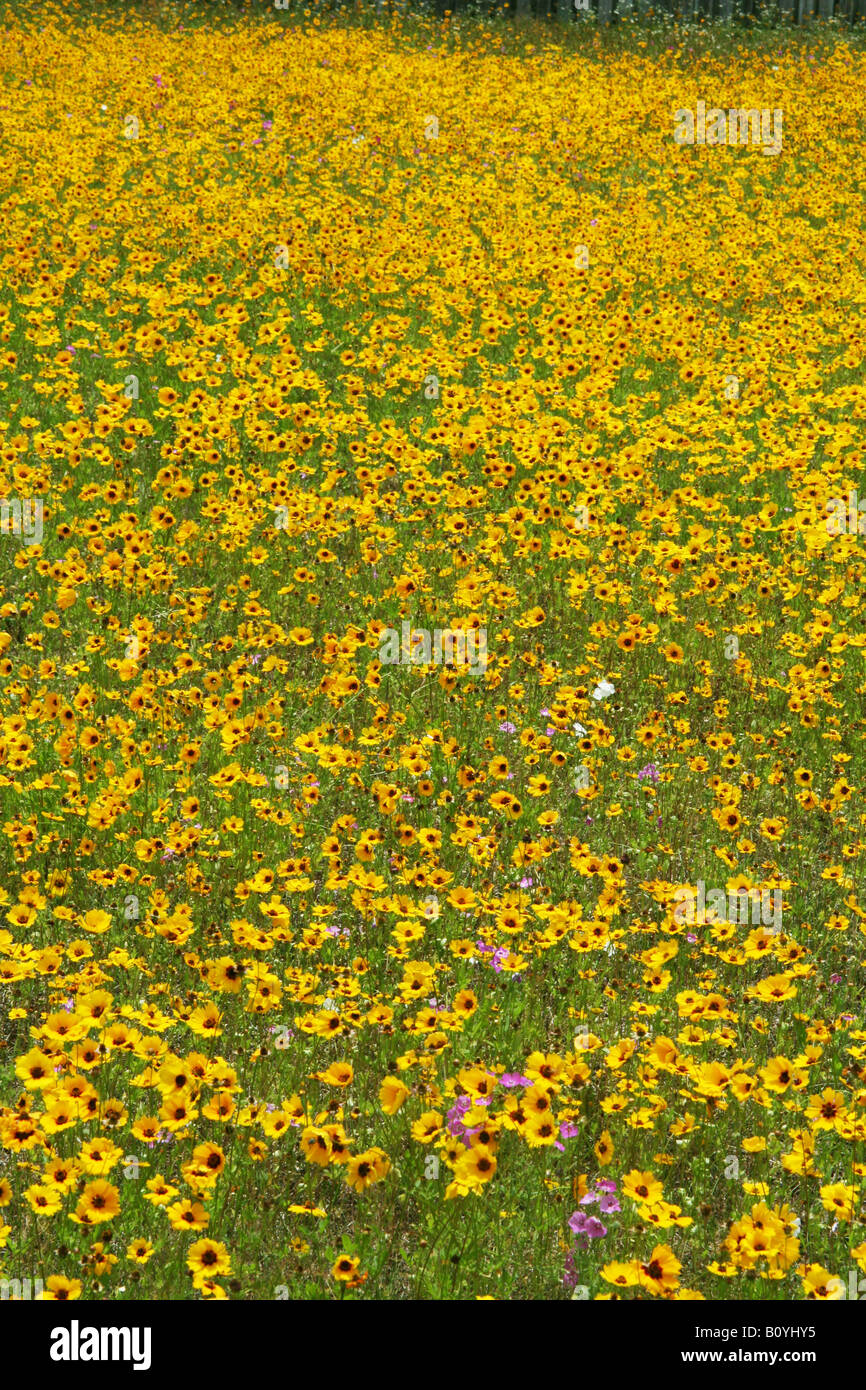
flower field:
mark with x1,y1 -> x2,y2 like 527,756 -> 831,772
1,0 -> 866,1302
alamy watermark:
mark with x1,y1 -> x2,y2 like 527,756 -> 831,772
50,1322 -> 151,1370
0,497 -> 43,545
674,103 -> 782,157
378,622 -> 487,676
826,490 -> 866,536
1,1276 -> 44,1300
673,881 -> 782,932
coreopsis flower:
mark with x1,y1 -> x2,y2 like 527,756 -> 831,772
186,1238 -> 232,1282
73,1180 -> 121,1225
801,1264 -> 845,1300
42,1277 -> 82,1301
378,1076 -> 410,1114
331,1254 -> 366,1287
638,1244 -> 681,1295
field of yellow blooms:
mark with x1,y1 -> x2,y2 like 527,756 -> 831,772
1,0 -> 866,1302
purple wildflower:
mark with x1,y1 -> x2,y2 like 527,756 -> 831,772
568,1210 -> 607,1239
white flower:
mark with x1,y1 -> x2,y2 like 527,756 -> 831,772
591,680 -> 615,702
572,722 -> 587,736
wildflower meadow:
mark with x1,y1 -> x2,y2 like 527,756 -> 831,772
1,0 -> 866,1325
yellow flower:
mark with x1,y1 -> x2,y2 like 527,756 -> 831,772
42,1276 -> 82,1301
78,909 -> 112,935
346,1148 -> 390,1193
801,1264 -> 845,1300
314,1061 -> 354,1087
378,1075 -> 410,1115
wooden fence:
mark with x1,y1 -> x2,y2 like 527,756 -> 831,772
404,0 -> 866,22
